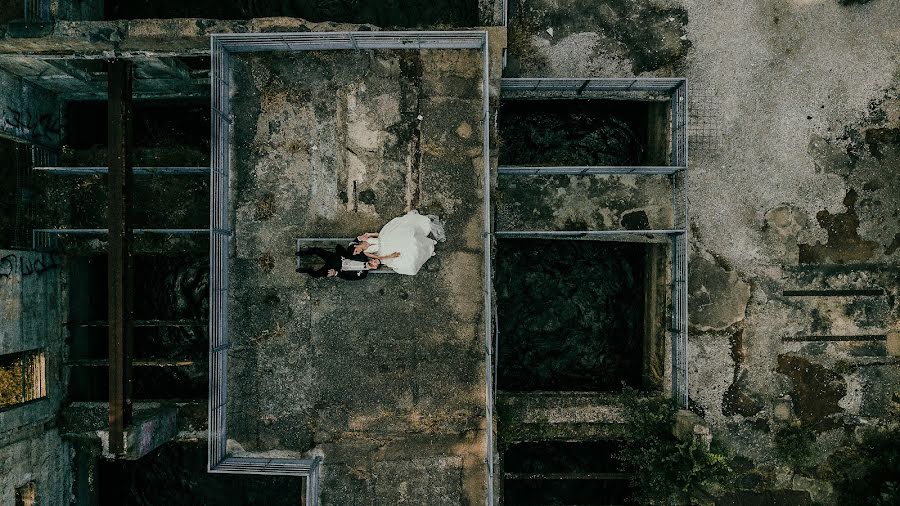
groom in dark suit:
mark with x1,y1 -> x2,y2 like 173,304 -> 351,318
296,244 -> 379,281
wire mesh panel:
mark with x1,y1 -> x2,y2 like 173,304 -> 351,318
215,31 -> 486,53
30,229 -> 209,251
671,232 -> 688,408
23,0 -> 51,22
500,77 -> 685,94
688,84 -> 722,153
498,166 -> 680,176
672,169 -> 688,231
208,349 -> 228,467
208,34 -> 232,472
670,80 -> 688,168
30,145 -> 58,167
33,166 -> 209,175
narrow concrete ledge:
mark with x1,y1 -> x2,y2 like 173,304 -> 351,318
110,407 -> 177,460
497,392 -> 628,443
62,404 -> 177,460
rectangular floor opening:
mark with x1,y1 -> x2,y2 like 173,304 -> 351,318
62,99 -> 210,167
65,255 -> 208,402
496,239 -> 667,392
102,0 -> 478,26
498,99 -> 669,167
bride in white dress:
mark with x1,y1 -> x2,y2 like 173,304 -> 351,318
353,210 -> 445,275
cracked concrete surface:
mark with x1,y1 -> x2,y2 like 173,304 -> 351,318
510,0 -> 899,502
225,44 -> 492,504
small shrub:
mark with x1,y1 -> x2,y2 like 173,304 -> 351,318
615,388 -> 732,504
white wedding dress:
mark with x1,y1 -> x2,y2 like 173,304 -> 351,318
376,210 -> 444,275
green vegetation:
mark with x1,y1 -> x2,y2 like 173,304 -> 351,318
827,428 -> 900,506
773,421 -> 816,471
615,389 -> 731,504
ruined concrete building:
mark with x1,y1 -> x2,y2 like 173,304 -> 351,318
0,0 -> 898,505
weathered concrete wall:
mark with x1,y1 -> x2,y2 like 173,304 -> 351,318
0,249 -> 70,505
506,0 -> 900,502
0,428 -> 72,505
0,67 -> 61,146
0,250 -> 66,429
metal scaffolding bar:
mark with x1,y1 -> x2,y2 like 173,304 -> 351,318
498,165 -> 684,176
500,77 -> 685,94
214,31 -> 486,53
495,229 -> 684,237
481,33 -> 495,506
107,60 -> 134,456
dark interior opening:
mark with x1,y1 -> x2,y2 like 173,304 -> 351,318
0,136 -> 29,249
498,99 -> 669,167
496,239 -> 645,392
66,255 -> 208,402
103,0 -> 478,27
503,441 -> 633,505
63,99 -> 210,166
96,441 -> 303,506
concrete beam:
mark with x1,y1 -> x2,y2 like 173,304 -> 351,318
107,60 -> 135,456
136,57 -> 192,81
41,59 -> 95,83
101,407 -> 178,460
66,406 -> 178,461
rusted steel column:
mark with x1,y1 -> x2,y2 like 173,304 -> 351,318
107,59 -> 134,455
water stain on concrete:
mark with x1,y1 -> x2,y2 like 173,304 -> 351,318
507,0 -> 691,76
722,326 -> 764,418
798,189 -> 879,264
775,355 -> 846,431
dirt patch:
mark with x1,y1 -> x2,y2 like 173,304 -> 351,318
257,252 -> 276,274
775,355 -> 846,430
621,210 -> 650,230
254,193 -> 277,221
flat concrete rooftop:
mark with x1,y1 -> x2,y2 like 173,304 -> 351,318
224,45 -> 492,503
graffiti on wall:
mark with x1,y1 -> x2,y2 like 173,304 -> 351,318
3,107 -> 60,145
0,253 -> 61,282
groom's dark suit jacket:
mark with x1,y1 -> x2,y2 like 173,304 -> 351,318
298,245 -> 370,281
